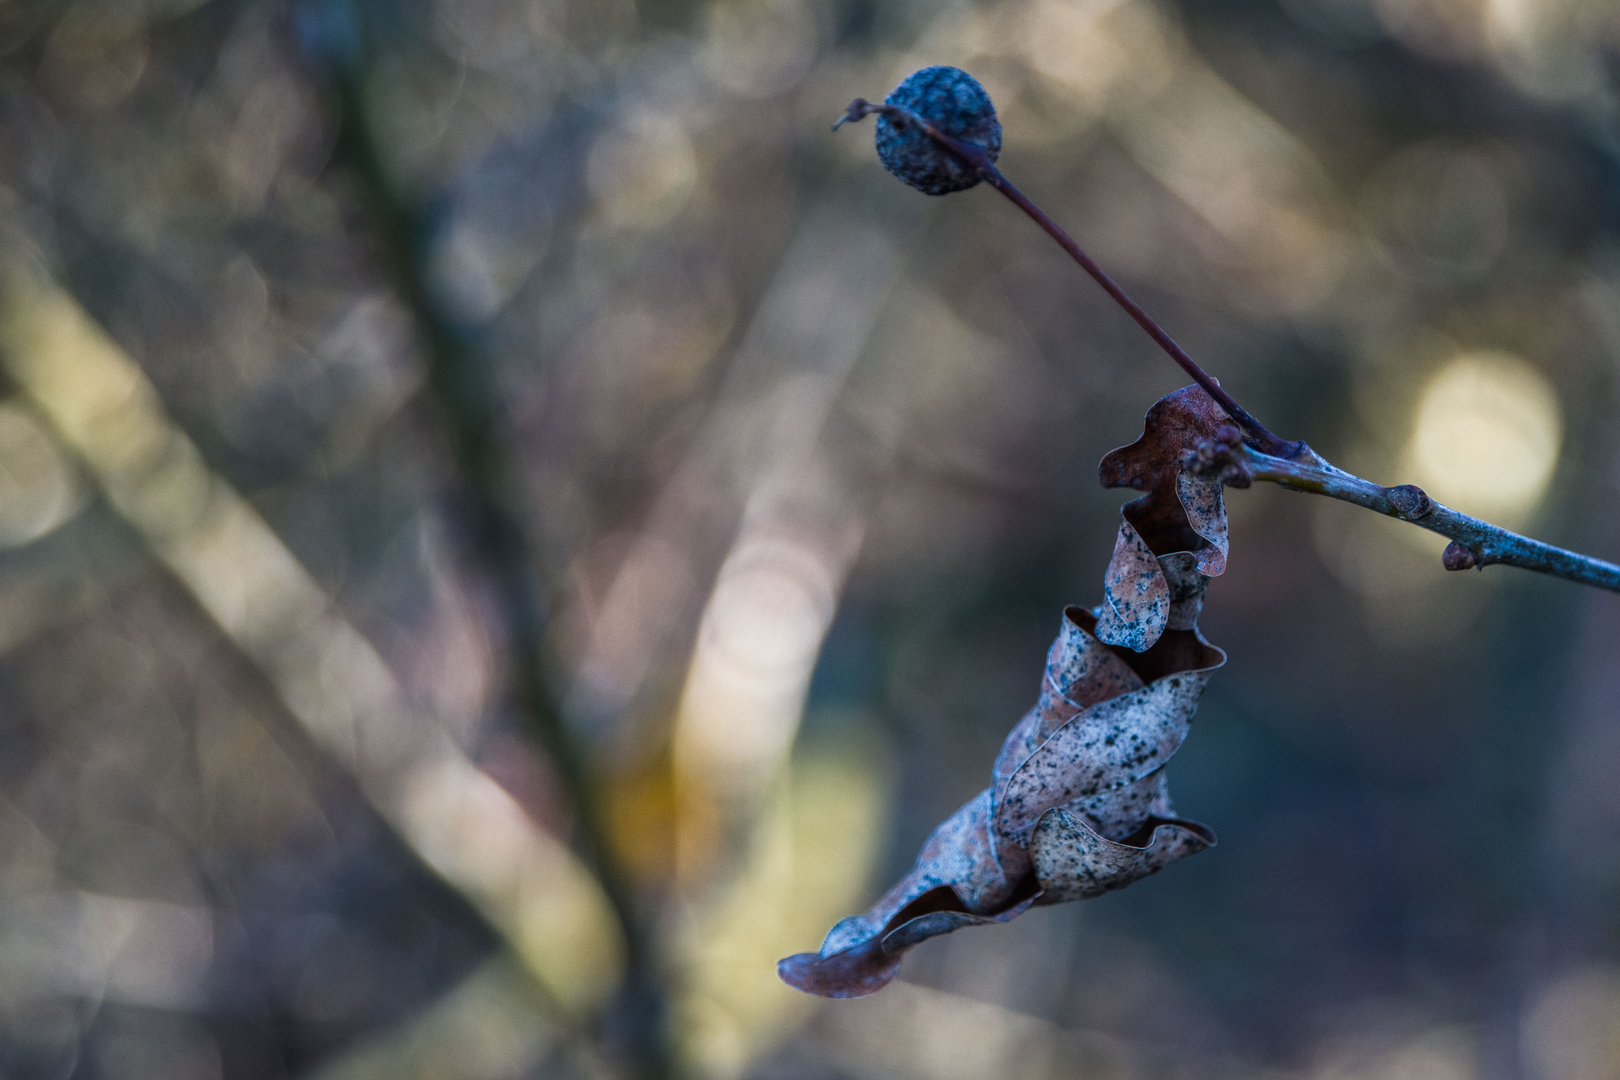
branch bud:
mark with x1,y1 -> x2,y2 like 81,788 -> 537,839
1442,541 -> 1480,571
1386,484 -> 1433,519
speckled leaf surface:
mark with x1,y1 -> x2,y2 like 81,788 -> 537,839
1160,552 -> 1209,632
1177,471 -> 1228,576
991,606 -> 1145,794
812,788 -> 1014,960
1032,807 -> 1215,903
992,629 -> 1223,867
779,386 -> 1233,998
1094,519 -> 1170,652
1093,385 -> 1234,652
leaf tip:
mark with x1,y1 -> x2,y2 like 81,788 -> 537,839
776,939 -> 902,999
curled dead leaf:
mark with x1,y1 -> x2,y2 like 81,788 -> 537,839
779,609 -> 1223,996
778,385 -> 1230,998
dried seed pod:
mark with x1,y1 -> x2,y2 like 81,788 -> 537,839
875,66 -> 1002,195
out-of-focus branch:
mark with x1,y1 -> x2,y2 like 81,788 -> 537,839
296,3 -> 671,1076
0,251 -> 624,1016
1182,427 -> 1620,592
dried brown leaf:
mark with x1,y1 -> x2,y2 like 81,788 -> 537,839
778,386 -> 1233,998
777,789 -> 1026,998
1094,386 -> 1232,651
1032,806 -> 1214,903
1177,472 -> 1229,575
991,608 -> 1145,794
1094,519 -> 1169,652
992,616 -> 1223,876
778,610 -> 1224,997
1097,384 -> 1232,554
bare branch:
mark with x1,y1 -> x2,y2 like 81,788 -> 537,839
1182,428 -> 1620,593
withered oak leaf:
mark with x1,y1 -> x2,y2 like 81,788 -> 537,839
778,385 -> 1234,998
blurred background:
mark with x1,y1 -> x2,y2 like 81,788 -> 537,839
0,0 -> 1619,1076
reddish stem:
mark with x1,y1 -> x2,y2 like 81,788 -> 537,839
838,98 -> 1301,460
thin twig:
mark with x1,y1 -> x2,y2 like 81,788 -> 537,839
837,97 -> 1620,594
837,99 -> 1301,459
1184,429 -> 1620,592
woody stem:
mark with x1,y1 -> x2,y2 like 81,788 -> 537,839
836,98 -> 1301,460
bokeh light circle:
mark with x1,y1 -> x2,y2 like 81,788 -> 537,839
1404,350 -> 1562,521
